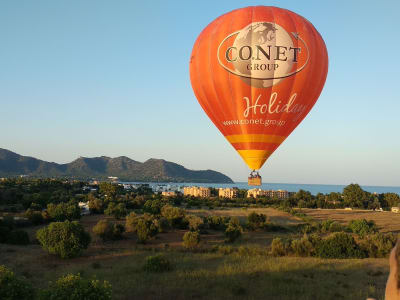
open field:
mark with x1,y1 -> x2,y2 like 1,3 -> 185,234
0,241 -> 389,300
0,209 -> 396,300
300,208 -> 400,233
189,207 -> 304,226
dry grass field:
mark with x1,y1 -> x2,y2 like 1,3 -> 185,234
0,209 -> 396,299
189,207 -> 304,226
300,209 -> 400,233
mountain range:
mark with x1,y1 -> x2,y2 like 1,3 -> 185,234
0,148 -> 233,183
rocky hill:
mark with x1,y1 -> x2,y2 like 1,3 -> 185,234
0,148 -> 233,183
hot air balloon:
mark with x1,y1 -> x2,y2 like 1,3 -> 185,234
189,6 -> 328,185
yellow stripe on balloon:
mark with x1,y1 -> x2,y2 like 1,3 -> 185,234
225,134 -> 286,144
236,150 -> 273,170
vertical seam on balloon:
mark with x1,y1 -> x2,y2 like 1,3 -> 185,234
248,5 -> 255,149
271,8 -> 299,149
287,17 -> 320,138
194,31 -> 221,134
208,19 -> 232,138
226,8 -> 235,137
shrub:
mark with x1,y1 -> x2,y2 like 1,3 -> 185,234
0,265 -> 35,299
136,217 -> 158,243
186,215 -> 204,231
92,219 -> 124,241
88,198 -> 104,214
348,219 -> 377,237
154,217 -> 169,233
359,233 -> 397,258
247,212 -> 267,230
125,212 -> 138,232
182,231 -> 200,250
46,202 -> 81,222
40,273 -> 111,300
224,218 -> 242,243
161,205 -> 187,229
143,199 -> 164,215
24,209 -> 44,225
316,232 -> 365,259
36,221 -> 91,258
329,221 -> 344,232
143,255 -> 171,272
7,230 -> 30,245
291,235 -> 315,257
205,216 -> 230,230
104,202 -> 127,219
270,238 -> 288,256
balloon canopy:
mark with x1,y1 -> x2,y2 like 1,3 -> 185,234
190,6 -> 328,172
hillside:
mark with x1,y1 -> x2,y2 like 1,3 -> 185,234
0,148 -> 233,183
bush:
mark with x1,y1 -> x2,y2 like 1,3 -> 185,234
125,212 -> 138,232
126,213 -> 158,243
270,238 -> 288,256
92,219 -> 124,241
40,273 -> 111,300
186,215 -> 204,231
154,217 -> 169,233
104,202 -> 127,219
182,231 -> 200,250
88,198 -> 104,214
0,265 -> 35,299
161,205 -> 187,229
291,235 -> 316,257
143,199 -> 165,215
46,202 -> 81,222
7,230 -> 30,245
247,212 -> 267,230
36,221 -> 91,258
224,218 -> 242,243
329,221 -> 344,232
316,232 -> 364,259
143,255 -> 171,272
136,217 -> 158,243
348,219 -> 377,237
359,233 -> 397,258
205,216 -> 230,230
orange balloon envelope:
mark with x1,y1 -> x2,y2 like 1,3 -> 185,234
190,6 -> 328,173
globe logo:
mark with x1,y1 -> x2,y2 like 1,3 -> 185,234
218,22 -> 308,88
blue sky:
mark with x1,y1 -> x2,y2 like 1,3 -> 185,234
1,0 -> 399,186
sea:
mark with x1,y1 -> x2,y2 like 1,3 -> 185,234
122,181 -> 400,196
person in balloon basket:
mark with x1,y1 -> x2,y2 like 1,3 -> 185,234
384,240 -> 400,300
369,240 -> 400,300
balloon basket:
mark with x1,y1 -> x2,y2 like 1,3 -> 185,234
248,170 -> 262,186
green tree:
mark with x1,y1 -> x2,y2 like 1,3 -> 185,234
46,201 -> 81,221
316,232 -> 364,259
40,273 -> 111,300
36,221 -> 91,258
343,184 -> 368,208
161,205 -> 187,229
104,202 -> 127,219
384,193 -> 400,208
